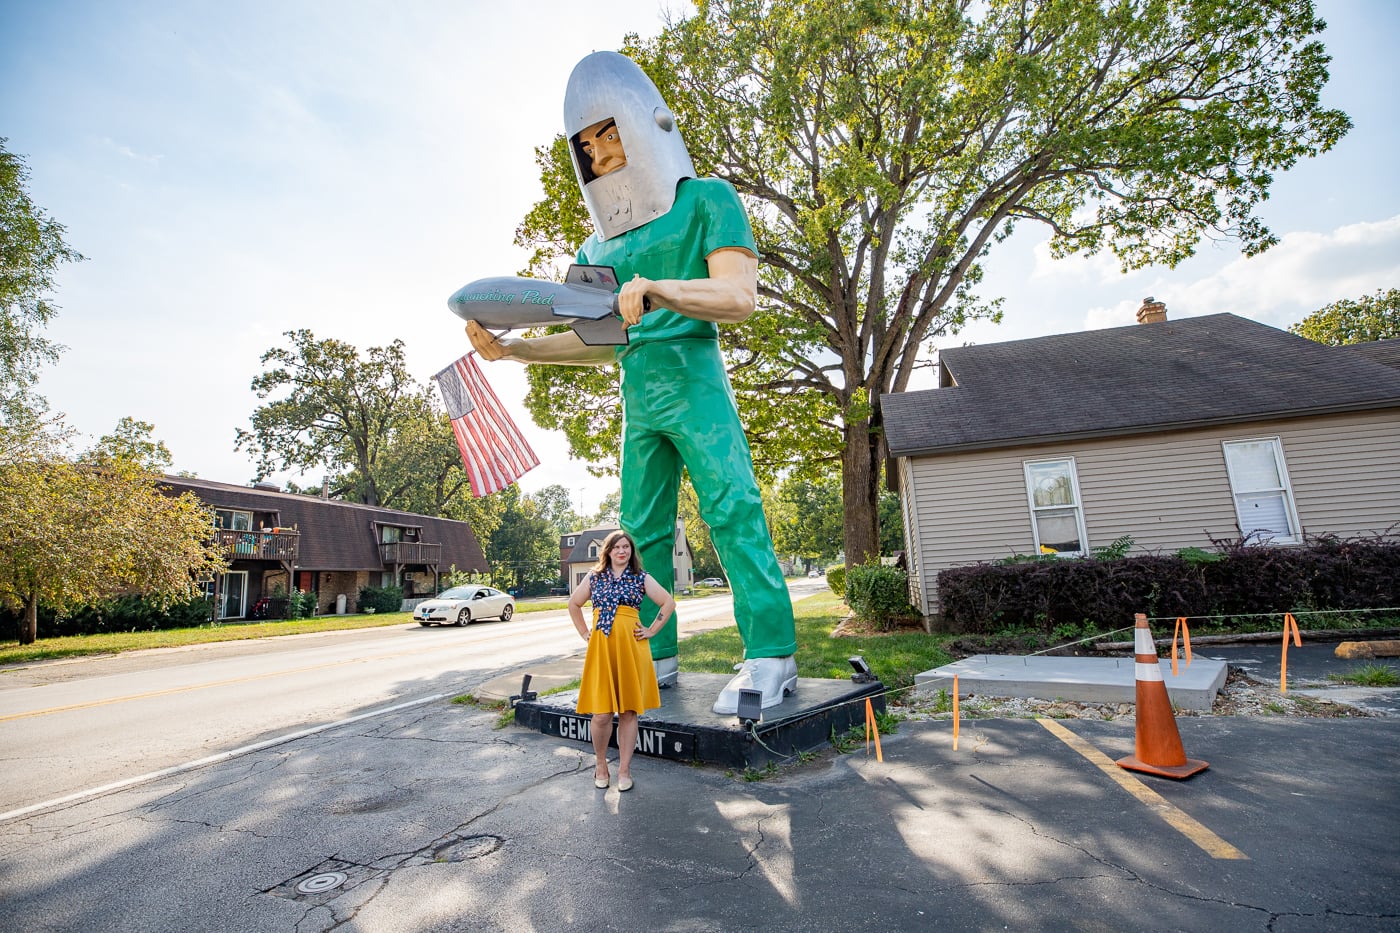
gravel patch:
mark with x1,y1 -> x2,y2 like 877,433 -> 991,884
893,668 -> 1374,721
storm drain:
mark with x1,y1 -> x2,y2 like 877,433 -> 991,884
268,859 -> 372,905
297,871 -> 347,894
268,835 -> 505,905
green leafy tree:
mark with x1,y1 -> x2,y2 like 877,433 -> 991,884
514,0 -> 1350,566
486,485 -> 559,592
239,330 -> 449,508
0,139 -> 82,430
772,473 -> 844,565
532,483 -> 582,534
88,417 -> 173,472
588,489 -> 622,527
1290,287 -> 1400,345
0,435 -> 225,644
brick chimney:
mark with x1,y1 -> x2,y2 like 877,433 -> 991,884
1137,296 -> 1167,324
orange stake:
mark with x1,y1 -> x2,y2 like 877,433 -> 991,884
952,674 -> 960,750
1171,617 -> 1193,675
1280,612 -> 1302,692
864,697 -> 883,762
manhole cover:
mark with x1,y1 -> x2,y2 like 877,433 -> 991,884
296,871 -> 348,894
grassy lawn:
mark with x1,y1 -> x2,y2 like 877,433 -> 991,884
0,598 -> 565,667
679,590 -> 953,694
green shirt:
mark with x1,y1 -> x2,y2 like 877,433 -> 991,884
577,177 -> 758,356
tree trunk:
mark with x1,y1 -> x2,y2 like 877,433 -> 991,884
21,592 -> 38,646
841,418 -> 881,568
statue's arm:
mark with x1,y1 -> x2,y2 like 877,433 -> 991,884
614,247 -> 758,326
465,321 -> 615,366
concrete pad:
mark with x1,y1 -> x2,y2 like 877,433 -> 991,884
474,659 -> 583,702
914,654 -> 1228,711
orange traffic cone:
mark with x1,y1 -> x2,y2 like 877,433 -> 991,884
1117,613 -> 1209,779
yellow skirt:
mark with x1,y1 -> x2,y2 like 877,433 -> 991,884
576,605 -> 661,715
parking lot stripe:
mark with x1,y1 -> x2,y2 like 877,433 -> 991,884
1037,717 -> 1248,861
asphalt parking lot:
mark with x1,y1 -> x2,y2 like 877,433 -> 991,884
2,662 -> 1398,931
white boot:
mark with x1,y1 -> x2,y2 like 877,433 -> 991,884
654,655 -> 678,688
712,656 -> 797,714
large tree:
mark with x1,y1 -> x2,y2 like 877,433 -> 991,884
515,0 -> 1350,565
1290,287 -> 1400,345
486,485 -> 560,592
0,431 -> 225,644
0,139 -> 81,432
239,329 -> 466,510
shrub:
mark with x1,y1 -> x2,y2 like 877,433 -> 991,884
288,590 -> 318,620
826,565 -> 846,598
1,593 -> 215,639
935,534 -> 1400,634
845,563 -> 914,630
357,585 -> 404,614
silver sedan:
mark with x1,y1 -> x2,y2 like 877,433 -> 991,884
415,585 -> 515,626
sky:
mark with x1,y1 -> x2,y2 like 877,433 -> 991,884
2,1 -> 1397,519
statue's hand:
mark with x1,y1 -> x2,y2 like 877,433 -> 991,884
465,321 -> 518,361
618,275 -> 653,327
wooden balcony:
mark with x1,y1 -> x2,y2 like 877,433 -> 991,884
215,529 -> 299,561
380,541 -> 442,565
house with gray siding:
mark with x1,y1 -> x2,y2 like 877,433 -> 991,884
559,523 -> 695,593
882,304 -> 1400,620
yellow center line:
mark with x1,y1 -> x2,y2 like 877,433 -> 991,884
1036,717 -> 1248,861
0,627 -> 542,723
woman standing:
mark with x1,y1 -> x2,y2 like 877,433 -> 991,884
568,530 -> 675,791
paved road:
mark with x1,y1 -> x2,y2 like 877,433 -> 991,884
1,694 -> 1395,930
3,583 -> 1396,930
0,580 -> 827,817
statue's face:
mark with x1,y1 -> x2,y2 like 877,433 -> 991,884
578,118 -> 627,177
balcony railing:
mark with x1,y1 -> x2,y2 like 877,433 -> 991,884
216,529 -> 299,561
380,541 -> 442,565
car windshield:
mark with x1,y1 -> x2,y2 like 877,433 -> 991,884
438,586 -> 480,599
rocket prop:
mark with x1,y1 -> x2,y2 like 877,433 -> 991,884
447,264 -> 646,347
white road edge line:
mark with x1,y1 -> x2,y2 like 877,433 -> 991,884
0,692 -> 450,823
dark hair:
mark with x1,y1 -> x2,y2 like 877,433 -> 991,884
592,530 -> 642,575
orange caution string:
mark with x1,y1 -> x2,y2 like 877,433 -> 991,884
864,697 -> 883,762
1280,612 -> 1303,693
952,674 -> 960,751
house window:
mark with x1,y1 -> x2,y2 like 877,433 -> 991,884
380,526 -> 402,544
1222,437 -> 1300,543
566,536 -> 576,547
215,509 -> 252,531
1023,458 -> 1088,556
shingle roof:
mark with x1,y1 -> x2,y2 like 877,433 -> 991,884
1343,338 -> 1400,370
563,526 -> 618,564
883,314 -> 1400,457
160,476 -> 487,572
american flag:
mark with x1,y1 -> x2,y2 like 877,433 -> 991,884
433,353 -> 540,497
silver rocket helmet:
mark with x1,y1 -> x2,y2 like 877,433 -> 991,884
564,51 -> 696,240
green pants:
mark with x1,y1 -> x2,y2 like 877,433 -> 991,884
618,339 -> 796,660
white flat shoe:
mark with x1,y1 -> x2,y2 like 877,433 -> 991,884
617,775 -> 634,792
594,768 -> 610,789
712,656 -> 798,715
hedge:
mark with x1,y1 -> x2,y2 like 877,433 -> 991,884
935,535 -> 1400,634
1,593 -> 216,640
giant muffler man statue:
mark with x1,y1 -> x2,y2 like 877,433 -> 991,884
464,51 -> 798,714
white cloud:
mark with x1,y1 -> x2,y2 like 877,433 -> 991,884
1076,214 -> 1400,331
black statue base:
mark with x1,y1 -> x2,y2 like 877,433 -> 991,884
513,674 -> 887,770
